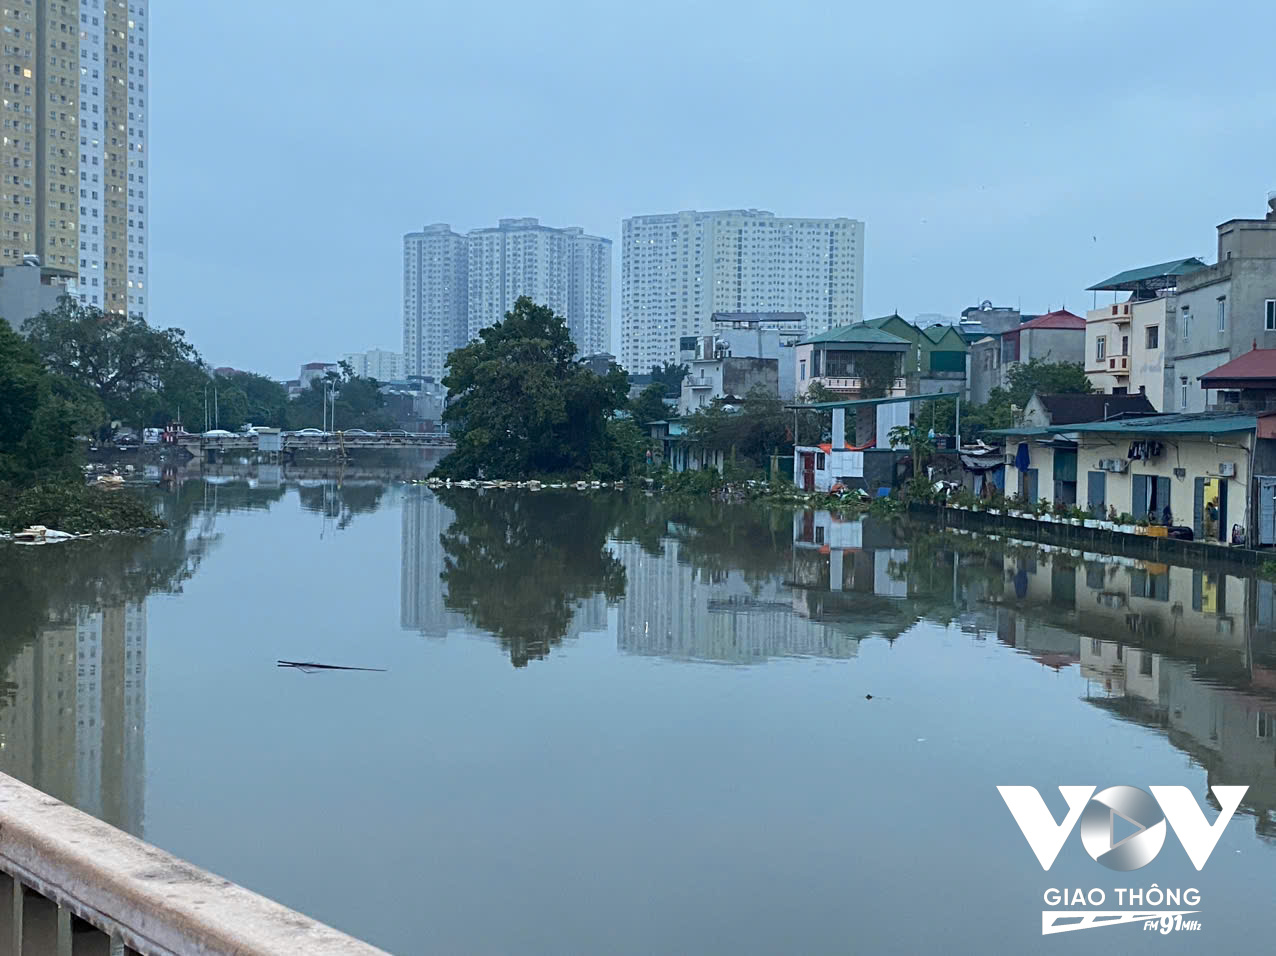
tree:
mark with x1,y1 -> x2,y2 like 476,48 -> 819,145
23,298 -> 199,429
649,361 -> 688,395
1005,359 -> 1092,407
630,382 -> 671,427
0,322 -> 80,483
286,366 -> 396,432
686,385 -> 788,475
856,350 -> 900,399
436,296 -> 636,478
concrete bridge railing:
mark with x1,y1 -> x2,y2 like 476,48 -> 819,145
0,773 -> 387,955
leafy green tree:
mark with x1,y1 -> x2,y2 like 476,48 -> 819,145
686,384 -> 788,475
649,361 -> 688,395
286,367 -> 396,432
0,322 -> 80,483
630,382 -> 671,426
1005,359 -> 1092,406
856,350 -> 901,399
23,298 -> 199,429
436,297 -> 636,478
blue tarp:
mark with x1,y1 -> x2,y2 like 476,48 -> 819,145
1014,442 -> 1030,471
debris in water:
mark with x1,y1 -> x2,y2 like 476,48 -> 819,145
276,660 -> 387,673
865,694 -> 873,700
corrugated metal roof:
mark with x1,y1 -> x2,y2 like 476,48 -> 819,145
798,325 -> 910,347
991,413 -> 1256,437
1086,258 -> 1208,291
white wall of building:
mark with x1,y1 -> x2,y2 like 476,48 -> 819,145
343,348 -> 404,381
621,209 -> 864,372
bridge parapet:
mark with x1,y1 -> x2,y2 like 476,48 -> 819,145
0,772 -> 386,955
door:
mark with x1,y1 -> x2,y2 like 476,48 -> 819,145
1088,471 -> 1106,518
1196,477 -> 1226,541
1021,468 -> 1038,504
1260,477 -> 1276,546
802,452 -> 816,491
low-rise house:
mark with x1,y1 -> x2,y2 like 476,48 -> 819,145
1084,258 -> 1206,409
793,325 -> 908,399
679,334 -> 780,414
1021,392 -> 1155,428
859,313 -> 968,397
968,310 -> 1086,405
1000,410 -> 1275,544
646,420 -> 724,474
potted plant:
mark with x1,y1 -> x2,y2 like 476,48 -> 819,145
1083,508 -> 1099,529
1069,505 -> 1084,527
1117,512 -> 1137,534
1037,498 -> 1054,522
1134,515 -> 1150,535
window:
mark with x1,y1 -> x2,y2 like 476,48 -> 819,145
1095,336 -> 1106,361
1267,299 -> 1276,331
1145,325 -> 1159,349
1259,713 -> 1274,739
1218,297 -> 1226,331
816,452 -> 826,470
1181,377 -> 1188,409
800,359 -> 806,381
1181,307 -> 1191,340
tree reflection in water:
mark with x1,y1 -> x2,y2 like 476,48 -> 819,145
438,490 -> 626,667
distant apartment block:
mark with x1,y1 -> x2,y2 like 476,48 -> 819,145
403,224 -> 468,382
403,218 -> 611,382
0,1 -> 149,316
620,209 -> 864,372
466,218 -> 611,355
342,348 -> 405,382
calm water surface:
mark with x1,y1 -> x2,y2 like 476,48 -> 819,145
2,467 -> 1275,953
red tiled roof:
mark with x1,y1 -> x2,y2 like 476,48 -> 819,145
1016,309 -> 1085,331
817,439 -> 876,453
1200,348 -> 1276,384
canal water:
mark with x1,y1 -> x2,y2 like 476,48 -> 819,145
2,470 -> 1275,953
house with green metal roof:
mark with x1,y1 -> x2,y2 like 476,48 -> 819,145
794,324 -> 909,402
859,314 -> 969,395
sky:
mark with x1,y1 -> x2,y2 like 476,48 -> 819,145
150,0 -> 1276,380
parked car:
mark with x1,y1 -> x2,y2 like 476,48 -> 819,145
202,429 -> 235,438
296,428 -> 326,437
382,429 -> 410,438
342,428 -> 373,437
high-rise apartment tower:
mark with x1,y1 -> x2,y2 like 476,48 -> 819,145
0,1 -> 149,317
620,209 -> 863,371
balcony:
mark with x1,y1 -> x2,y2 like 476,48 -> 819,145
814,376 -> 908,394
1108,355 -> 1129,376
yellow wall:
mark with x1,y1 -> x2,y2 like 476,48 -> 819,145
1075,433 -> 1250,529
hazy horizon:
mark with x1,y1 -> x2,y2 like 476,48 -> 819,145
150,0 -> 1276,380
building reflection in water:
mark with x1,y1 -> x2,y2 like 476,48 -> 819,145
0,602 -> 146,837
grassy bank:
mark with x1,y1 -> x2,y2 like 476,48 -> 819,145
0,481 -> 165,534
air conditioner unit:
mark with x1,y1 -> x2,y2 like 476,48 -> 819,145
1099,458 -> 1129,473
1218,462 -> 1236,477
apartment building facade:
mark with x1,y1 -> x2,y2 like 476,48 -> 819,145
1168,209 -> 1276,412
620,209 -> 864,372
403,218 -> 611,381
342,348 -> 405,382
0,1 -> 149,317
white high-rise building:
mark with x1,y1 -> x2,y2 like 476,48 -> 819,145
620,209 -> 864,372
403,224 -> 468,381
466,218 -> 611,356
342,348 -> 405,382
403,218 -> 612,381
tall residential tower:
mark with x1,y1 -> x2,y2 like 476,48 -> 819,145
0,1 -> 149,316
403,218 -> 612,381
620,209 -> 863,371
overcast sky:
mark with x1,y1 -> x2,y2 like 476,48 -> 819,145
150,0 -> 1276,379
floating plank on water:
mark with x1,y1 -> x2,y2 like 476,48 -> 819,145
276,660 -> 387,673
